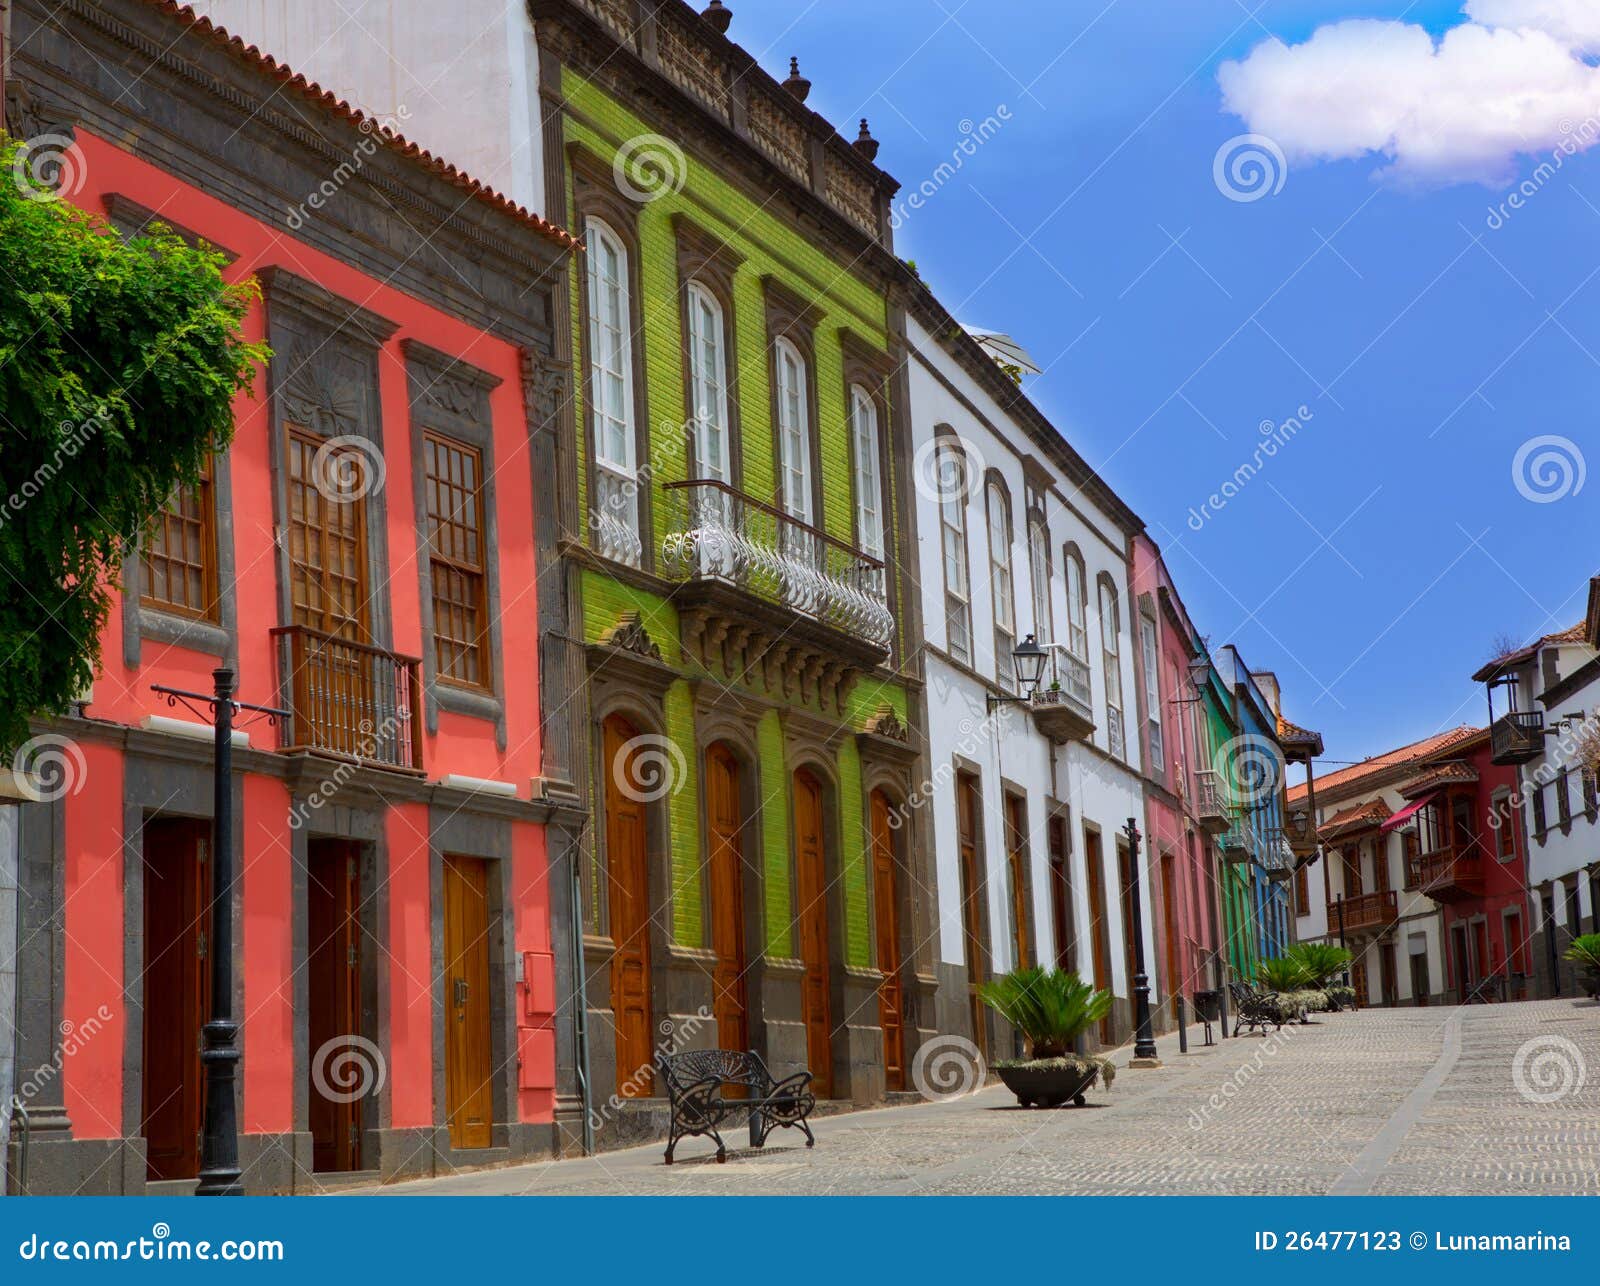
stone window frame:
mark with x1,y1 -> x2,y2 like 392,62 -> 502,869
402,339 -> 509,749
761,276 -> 825,526
673,214 -> 745,488
1096,572 -> 1127,762
107,195 -> 242,668
259,266 -> 401,663
570,144 -> 655,572
840,329 -> 898,659
1060,540 -> 1091,667
1137,596 -> 1166,786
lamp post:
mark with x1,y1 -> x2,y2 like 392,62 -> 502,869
1336,893 -> 1350,987
1124,816 -> 1161,1067
150,670 -> 285,1196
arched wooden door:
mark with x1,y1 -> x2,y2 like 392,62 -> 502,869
793,768 -> 833,1098
869,789 -> 906,1093
706,743 -> 748,1054
603,715 -> 653,1096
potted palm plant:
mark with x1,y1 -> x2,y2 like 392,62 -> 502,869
1285,942 -> 1355,1010
1257,955 -> 1321,1022
978,967 -> 1117,1108
1566,933 -> 1600,1000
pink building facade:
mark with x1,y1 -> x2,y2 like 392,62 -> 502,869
1130,535 -> 1224,1022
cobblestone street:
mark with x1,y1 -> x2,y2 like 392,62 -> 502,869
358,997 -> 1599,1197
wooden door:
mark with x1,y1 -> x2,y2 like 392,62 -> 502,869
1084,828 -> 1114,1045
309,839 -> 364,1172
1352,956 -> 1370,1008
1160,851 -> 1181,1020
1473,920 -> 1492,995
869,790 -> 905,1093
705,744 -> 748,1055
1004,795 -> 1031,970
443,855 -> 493,1149
1379,943 -> 1398,1006
794,769 -> 833,1097
1450,923 -> 1471,997
1048,815 -> 1076,971
603,715 -> 653,1096
142,818 -> 212,1181
956,773 -> 987,1054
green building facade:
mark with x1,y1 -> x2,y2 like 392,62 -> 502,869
531,1 -> 937,1140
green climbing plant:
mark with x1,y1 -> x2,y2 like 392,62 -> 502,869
0,137 -> 268,756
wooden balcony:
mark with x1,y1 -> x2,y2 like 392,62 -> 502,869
1406,845 -> 1485,903
272,625 -> 423,772
1490,710 -> 1543,765
658,480 -> 893,684
1192,769 -> 1231,836
1330,890 -> 1398,937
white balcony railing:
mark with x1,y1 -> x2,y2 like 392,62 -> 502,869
659,480 -> 895,647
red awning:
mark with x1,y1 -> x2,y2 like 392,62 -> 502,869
1381,792 -> 1436,833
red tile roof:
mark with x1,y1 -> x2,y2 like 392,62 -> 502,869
1288,725 -> 1480,803
1397,761 -> 1478,800
143,1 -> 577,252
1471,622 -> 1586,682
1320,799 -> 1390,839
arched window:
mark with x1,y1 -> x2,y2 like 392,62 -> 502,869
1063,546 -> 1089,661
1027,513 -> 1052,646
1098,578 -> 1125,759
938,443 -> 972,665
585,217 -> 640,565
850,383 -> 884,560
685,282 -> 730,484
986,478 -> 1015,689
774,337 -> 813,526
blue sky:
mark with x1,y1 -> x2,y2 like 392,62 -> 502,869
727,0 -> 1600,764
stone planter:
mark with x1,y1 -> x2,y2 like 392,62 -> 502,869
993,1058 -> 1106,1108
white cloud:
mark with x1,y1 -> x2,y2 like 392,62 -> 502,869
1218,3 -> 1600,186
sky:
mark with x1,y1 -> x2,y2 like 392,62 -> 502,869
722,0 -> 1600,767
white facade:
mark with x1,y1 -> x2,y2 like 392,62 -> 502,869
904,311 -> 1156,1038
188,0 -> 546,211
1480,627 -> 1600,981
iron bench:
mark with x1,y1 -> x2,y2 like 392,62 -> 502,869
1228,981 -> 1287,1035
655,1048 -> 817,1165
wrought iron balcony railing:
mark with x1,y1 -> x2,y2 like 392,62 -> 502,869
1028,647 -> 1096,743
272,625 -> 423,772
659,479 -> 894,648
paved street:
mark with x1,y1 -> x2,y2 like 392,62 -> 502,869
356,997 -> 1598,1197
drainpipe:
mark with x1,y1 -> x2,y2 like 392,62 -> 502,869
567,822 -> 593,1156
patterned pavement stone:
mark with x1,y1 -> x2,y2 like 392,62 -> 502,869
351,998 -> 1599,1197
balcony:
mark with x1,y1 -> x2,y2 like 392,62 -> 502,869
1219,826 -> 1251,863
272,626 -> 422,772
1490,710 -> 1544,765
1406,844 -> 1485,903
1329,889 -> 1398,937
1192,769 -> 1231,835
1030,651 -> 1094,744
1262,834 -> 1297,882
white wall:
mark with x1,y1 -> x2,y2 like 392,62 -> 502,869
905,313 -> 1153,999
189,0 -> 546,213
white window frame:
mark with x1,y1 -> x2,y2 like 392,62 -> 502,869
850,383 -> 885,560
986,480 -> 1016,690
774,337 -> 813,526
1140,612 -> 1164,779
585,216 -> 640,564
1100,579 -> 1125,759
685,281 -> 731,484
939,445 -> 973,665
1027,514 -> 1052,647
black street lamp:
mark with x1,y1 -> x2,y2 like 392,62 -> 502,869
1336,893 -> 1350,988
151,670 -> 285,1196
1123,816 -> 1161,1066
986,634 -> 1049,713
